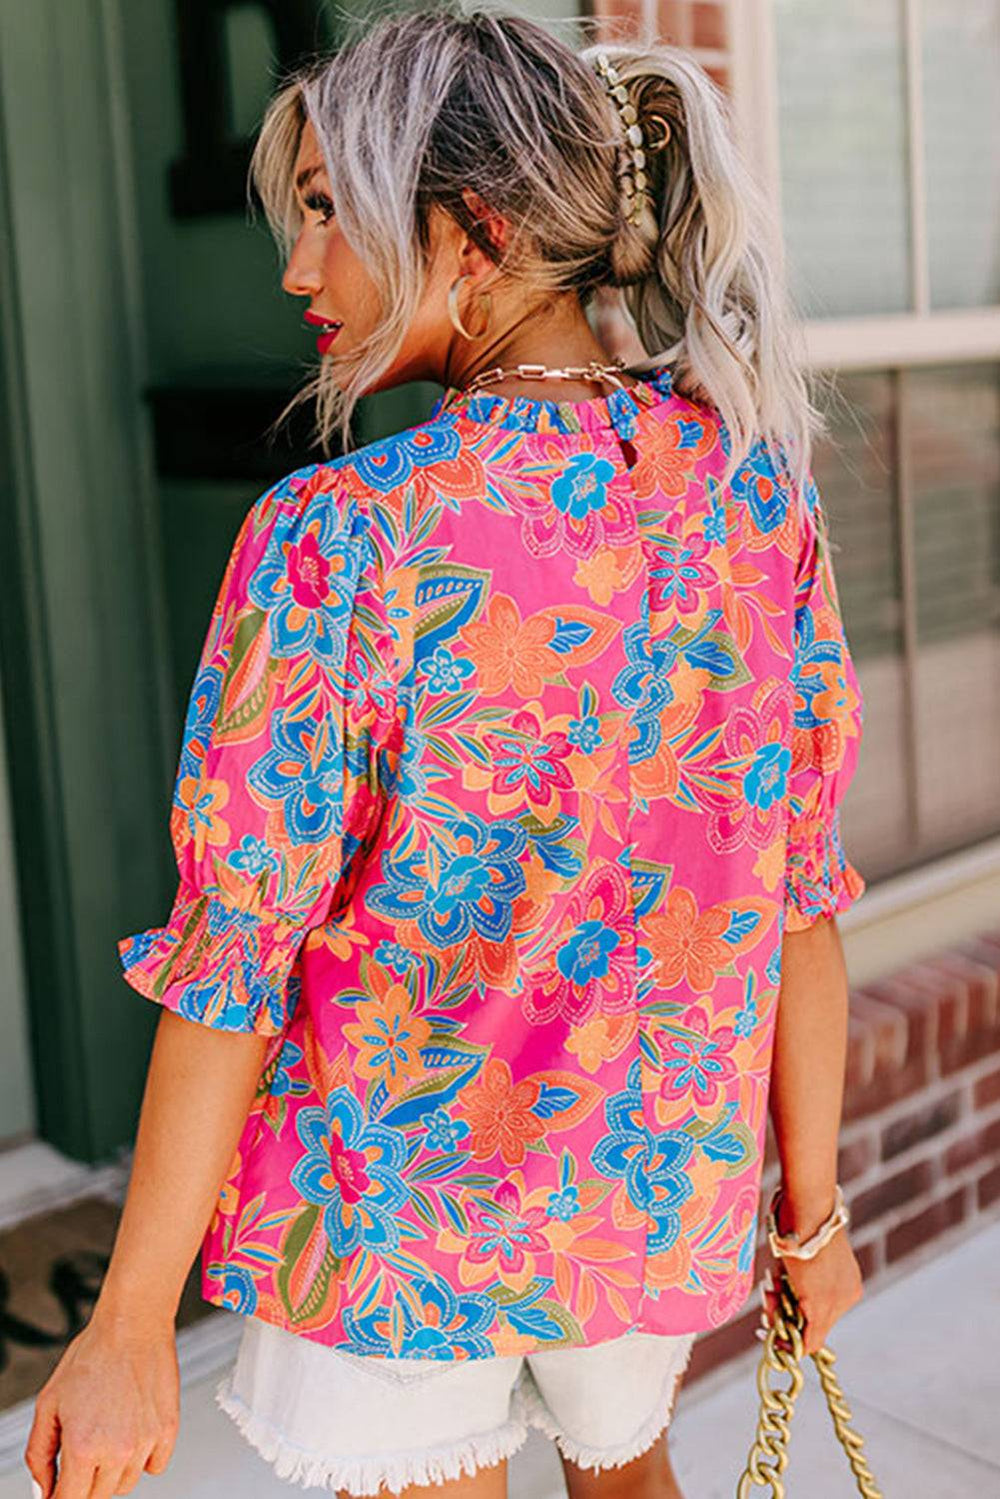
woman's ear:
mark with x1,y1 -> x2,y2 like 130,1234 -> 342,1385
459,187 -> 509,257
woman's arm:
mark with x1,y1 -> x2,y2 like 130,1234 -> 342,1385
25,1011 -> 270,1497
95,1008 -> 271,1329
768,912 -> 848,1234
763,912 -> 864,1354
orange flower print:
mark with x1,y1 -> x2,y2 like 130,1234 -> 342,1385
641,887 -> 731,994
175,775 -> 230,862
799,651 -> 862,747
303,900 -> 373,962
566,1012 -> 639,1074
573,546 -> 631,606
629,409 -> 717,503
341,985 -> 433,1096
455,1057 -> 545,1164
460,593 -> 557,697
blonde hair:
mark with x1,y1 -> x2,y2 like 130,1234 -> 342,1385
249,0 -> 826,519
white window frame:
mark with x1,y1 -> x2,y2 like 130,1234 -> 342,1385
726,0 -> 1000,368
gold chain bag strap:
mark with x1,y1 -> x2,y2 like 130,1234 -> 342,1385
736,1186 -> 884,1498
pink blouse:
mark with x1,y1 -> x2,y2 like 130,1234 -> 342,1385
118,364 -> 866,1358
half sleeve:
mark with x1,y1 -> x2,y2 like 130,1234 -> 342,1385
783,474 -> 866,931
116,467 -> 401,1034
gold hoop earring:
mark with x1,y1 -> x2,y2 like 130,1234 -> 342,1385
448,274 -> 492,340
644,112 -> 673,152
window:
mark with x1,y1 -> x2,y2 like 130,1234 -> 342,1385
725,0 -> 1000,892
771,0 -> 999,320
922,1 -> 1000,310
772,0 -> 911,318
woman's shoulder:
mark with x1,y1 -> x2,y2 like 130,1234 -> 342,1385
261,410 -> 463,516
224,456 -> 386,612
723,428 -> 820,559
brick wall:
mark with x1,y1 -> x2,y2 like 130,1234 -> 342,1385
588,0 -> 733,90
687,925 -> 1000,1385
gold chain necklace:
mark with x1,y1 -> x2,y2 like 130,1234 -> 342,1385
460,355 -> 632,397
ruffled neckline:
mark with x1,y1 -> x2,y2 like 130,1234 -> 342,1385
428,362 -> 675,439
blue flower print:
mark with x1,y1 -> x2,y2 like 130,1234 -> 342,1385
591,1058 -> 695,1254
567,712 -> 602,753
547,1184 -> 580,1222
228,834 -> 281,880
176,660 -> 223,787
248,491 -> 369,670
612,612 -> 677,765
734,1001 -> 758,1038
791,607 -> 853,728
375,940 -> 418,975
421,644 -> 475,695
290,1087 -> 409,1256
270,1039 -> 304,1097
743,741 -> 790,812
248,708 -> 344,846
550,453 -> 616,520
703,474 -> 728,547
367,814 -> 527,949
351,425 -> 462,494
216,1263 -> 258,1315
341,1272 -> 499,1360
557,919 -> 621,984
424,1108 -> 471,1152
380,686 -> 430,805
731,437 -> 791,536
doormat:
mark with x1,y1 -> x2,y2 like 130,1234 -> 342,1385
0,1196 -> 215,1414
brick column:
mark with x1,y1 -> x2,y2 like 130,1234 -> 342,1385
686,925 -> 1000,1384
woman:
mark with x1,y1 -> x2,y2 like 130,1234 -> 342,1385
24,6 -> 866,1498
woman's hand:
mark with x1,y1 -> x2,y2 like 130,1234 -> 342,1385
760,1227 -> 864,1358
24,1310 -> 180,1498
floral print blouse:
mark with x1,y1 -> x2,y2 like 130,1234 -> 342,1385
117,363 -> 866,1358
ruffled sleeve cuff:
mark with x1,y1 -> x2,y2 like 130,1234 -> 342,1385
783,807 -> 867,932
117,882 -> 305,1035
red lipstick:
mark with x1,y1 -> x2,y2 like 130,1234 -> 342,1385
304,309 -> 343,354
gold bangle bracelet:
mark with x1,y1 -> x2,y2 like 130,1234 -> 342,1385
766,1183 -> 850,1260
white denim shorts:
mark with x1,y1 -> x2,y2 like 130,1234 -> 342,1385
216,1315 -> 698,1496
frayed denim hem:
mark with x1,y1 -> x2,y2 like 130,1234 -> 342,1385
511,1332 -> 695,1474
215,1368 -> 531,1495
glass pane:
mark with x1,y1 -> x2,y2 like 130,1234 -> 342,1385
922,0 -> 1000,309
910,363 -> 1000,847
810,373 -> 909,881
773,1 -> 911,317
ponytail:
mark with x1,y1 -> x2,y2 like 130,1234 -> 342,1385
581,39 -> 826,523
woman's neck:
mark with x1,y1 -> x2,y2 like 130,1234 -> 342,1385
444,298 -> 640,401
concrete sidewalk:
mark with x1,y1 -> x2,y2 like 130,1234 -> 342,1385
3,1214 -> 997,1497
